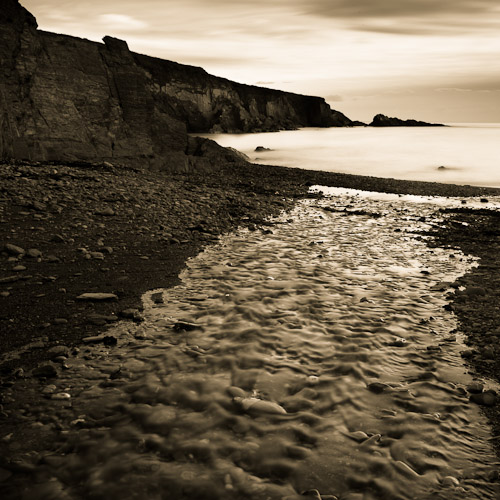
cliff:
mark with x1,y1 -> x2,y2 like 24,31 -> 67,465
0,0 -> 353,171
369,114 -> 444,127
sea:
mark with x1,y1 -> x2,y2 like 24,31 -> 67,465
196,123 -> 500,188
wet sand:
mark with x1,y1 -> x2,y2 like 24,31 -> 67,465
1,159 -> 500,496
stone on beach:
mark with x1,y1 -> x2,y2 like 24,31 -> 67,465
76,292 -> 118,301
4,243 -> 25,255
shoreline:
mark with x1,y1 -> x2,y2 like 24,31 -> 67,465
2,159 -> 500,484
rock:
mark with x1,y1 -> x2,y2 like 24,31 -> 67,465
45,255 -> 60,262
90,251 -> 105,260
95,207 -> 115,216
53,318 -> 68,325
51,392 -> 71,400
12,265 -> 26,272
367,382 -> 390,394
76,292 -> 118,301
255,146 -> 272,152
470,390 -> 497,406
119,308 -> 144,322
389,338 -> 408,347
26,248 -> 42,258
0,276 -> 20,284
173,320 -> 202,331
48,345 -> 70,358
32,364 -> 58,378
235,397 -> 287,415
442,476 -> 460,487
151,292 -> 164,304
4,243 -> 25,255
369,114 -> 443,127
82,335 -> 118,345
465,286 -> 487,296
51,234 -> 65,243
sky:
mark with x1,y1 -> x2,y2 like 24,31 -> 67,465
22,0 -> 500,123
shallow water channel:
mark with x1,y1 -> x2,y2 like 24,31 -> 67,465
8,191 -> 500,499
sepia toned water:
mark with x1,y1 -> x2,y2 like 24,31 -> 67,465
11,190 -> 500,500
196,123 -> 500,188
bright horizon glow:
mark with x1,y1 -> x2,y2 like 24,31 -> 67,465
21,0 -> 500,123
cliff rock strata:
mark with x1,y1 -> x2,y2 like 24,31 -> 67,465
1,1 -> 353,170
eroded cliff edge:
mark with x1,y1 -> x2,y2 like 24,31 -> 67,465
0,0 -> 353,171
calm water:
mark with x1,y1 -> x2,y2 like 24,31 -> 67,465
5,190 -> 500,499
196,123 -> 500,188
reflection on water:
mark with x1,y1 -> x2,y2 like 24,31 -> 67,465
6,193 -> 500,499
195,124 -> 500,187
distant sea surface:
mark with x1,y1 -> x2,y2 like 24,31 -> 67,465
197,123 -> 500,188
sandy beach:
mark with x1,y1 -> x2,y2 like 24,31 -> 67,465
2,159 -> 500,498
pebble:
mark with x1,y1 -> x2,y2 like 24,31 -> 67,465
53,318 -> 68,325
4,243 -> 25,255
32,364 -> 58,378
367,382 -> 391,394
76,292 -> 118,301
90,251 -> 105,260
48,345 -> 70,358
467,381 -> 484,394
389,338 -> 408,347
235,397 -> 287,415
51,392 -> 71,400
82,335 -> 118,346
442,476 -> 460,487
95,207 -> 115,216
470,390 -> 497,407
12,265 -> 26,272
173,320 -> 202,331
51,234 -> 65,243
119,308 -> 144,322
26,248 -> 42,258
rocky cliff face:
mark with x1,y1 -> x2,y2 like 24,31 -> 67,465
0,0 -> 353,171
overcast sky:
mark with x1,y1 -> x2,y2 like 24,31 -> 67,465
22,0 -> 500,123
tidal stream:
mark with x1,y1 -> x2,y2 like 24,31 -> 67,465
5,190 -> 500,499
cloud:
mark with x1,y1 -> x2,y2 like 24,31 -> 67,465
299,0 -> 499,19
294,0 -> 500,35
325,94 -> 343,102
98,14 -> 148,31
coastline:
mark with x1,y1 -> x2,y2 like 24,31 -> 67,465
2,159 -> 500,486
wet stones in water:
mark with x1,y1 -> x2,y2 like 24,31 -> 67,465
469,390 -> 497,407
234,397 -> 287,415
119,308 -> 144,322
367,382 -> 391,394
173,320 -> 203,332
82,335 -> 118,346
151,292 -> 164,304
388,338 -> 408,347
